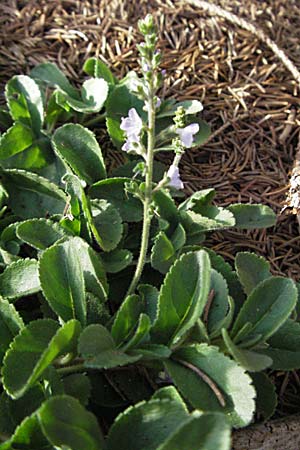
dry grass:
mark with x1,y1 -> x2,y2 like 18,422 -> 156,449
1,0 -> 300,272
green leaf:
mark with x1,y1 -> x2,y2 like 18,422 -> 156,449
91,200 -> 123,251
152,250 -> 211,345
206,269 -> 229,335
157,412 -> 231,450
166,344 -> 256,427
157,100 -> 203,118
228,203 -> 276,229
106,85 -> 145,148
89,177 -> 143,222
231,277 -> 297,345
16,218 -> 66,250
0,258 -> 40,300
138,284 -> 159,324
0,122 -> 34,159
153,189 -> 180,230
1,168 -> 67,219
130,343 -> 171,360
257,320 -> 300,370
151,231 -> 176,274
39,238 -> 87,325
63,374 -> 91,406
38,395 -> 105,450
52,124 -> 106,184
222,329 -> 272,372
83,58 -> 116,85
179,188 -> 216,212
101,249 -> 133,273
3,319 -> 81,399
5,75 -> 44,133
1,385 -> 45,432
0,299 -> 24,360
204,248 -> 245,315
78,324 -> 141,369
31,62 -> 79,98
180,207 -> 235,234
0,412 -> 50,450
81,78 -> 109,110
235,252 -> 272,296
111,294 -> 143,346
251,373 -> 277,421
106,398 -> 190,450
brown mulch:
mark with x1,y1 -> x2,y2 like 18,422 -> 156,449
1,0 -> 300,417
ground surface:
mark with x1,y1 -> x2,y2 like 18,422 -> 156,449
1,0 -> 300,418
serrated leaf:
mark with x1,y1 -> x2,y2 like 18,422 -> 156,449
83,58 -> 116,85
235,252 -> 272,296
78,324 -> 141,369
106,398 -> 190,450
180,207 -> 235,234
101,249 -> 133,273
251,373 -> 277,421
157,412 -> 231,450
152,250 -> 211,346
5,75 -> 43,133
63,374 -> 91,406
231,277 -> 297,345
89,177 -> 143,222
16,218 -> 66,250
1,168 -> 67,219
38,395 -> 105,450
228,203 -> 276,229
3,319 -> 81,399
222,329 -> 272,372
0,258 -> 40,300
165,344 -> 256,427
52,124 -> 106,184
39,238 -> 87,325
151,231 -> 176,274
0,299 -> 24,360
153,189 -> 180,230
130,343 -> 171,360
31,62 -> 79,98
91,199 -> 123,251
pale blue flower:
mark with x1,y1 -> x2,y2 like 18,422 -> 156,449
176,123 -> 199,148
120,108 -> 143,152
167,165 -> 184,190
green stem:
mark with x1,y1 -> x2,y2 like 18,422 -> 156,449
126,89 -> 156,296
83,112 -> 106,127
56,363 -> 85,375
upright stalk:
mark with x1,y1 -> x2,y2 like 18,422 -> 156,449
126,90 -> 155,296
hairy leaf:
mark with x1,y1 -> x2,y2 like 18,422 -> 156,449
0,258 -> 40,300
228,204 -> 276,229
235,252 -> 271,296
53,124 -> 106,184
3,319 -> 81,398
152,250 -> 211,346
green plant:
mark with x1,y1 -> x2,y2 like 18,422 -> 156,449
0,14 -> 298,450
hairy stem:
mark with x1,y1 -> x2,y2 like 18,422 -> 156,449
126,89 -> 156,296
56,363 -> 86,375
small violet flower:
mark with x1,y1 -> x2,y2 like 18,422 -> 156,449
176,123 -> 199,148
167,165 -> 184,190
120,108 -> 143,152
